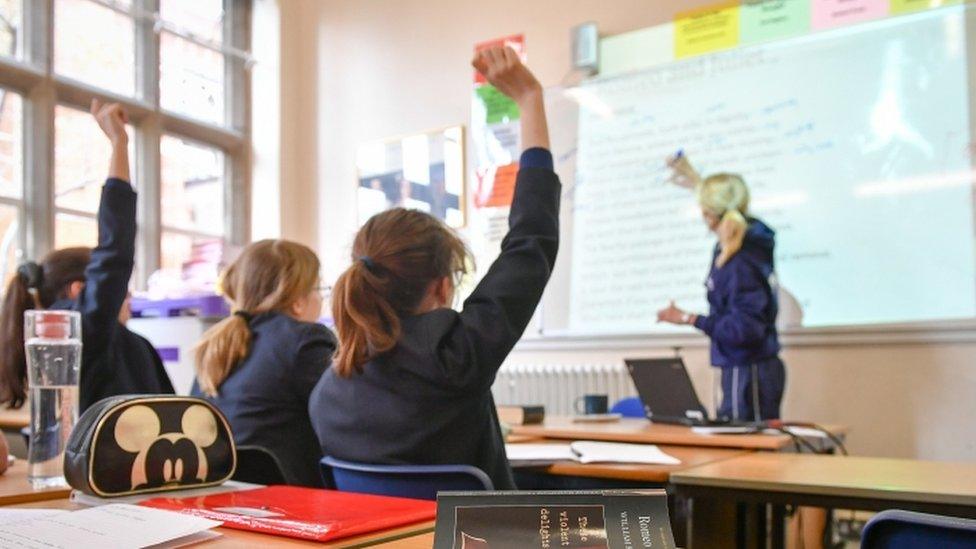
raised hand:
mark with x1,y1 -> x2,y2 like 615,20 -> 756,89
666,151 -> 702,189
471,46 -> 542,106
90,98 -> 129,146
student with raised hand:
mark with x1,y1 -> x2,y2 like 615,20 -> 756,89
192,240 -> 336,487
0,100 -> 174,413
309,46 -> 559,490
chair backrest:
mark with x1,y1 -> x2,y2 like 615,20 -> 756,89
861,510 -> 976,549
233,445 -> 289,485
321,456 -> 493,501
610,396 -> 646,418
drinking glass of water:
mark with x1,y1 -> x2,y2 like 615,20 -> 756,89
24,310 -> 81,489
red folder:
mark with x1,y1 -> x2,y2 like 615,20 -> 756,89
139,486 -> 436,542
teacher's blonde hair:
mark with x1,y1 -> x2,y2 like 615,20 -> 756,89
697,173 -> 750,267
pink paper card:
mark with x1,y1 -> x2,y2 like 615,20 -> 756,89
811,0 -> 888,29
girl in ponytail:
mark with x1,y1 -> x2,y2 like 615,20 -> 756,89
0,250 -> 89,407
659,155 -> 786,426
191,239 -> 336,487
310,45 -> 561,491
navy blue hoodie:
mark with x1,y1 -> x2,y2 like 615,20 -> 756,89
693,218 -> 781,368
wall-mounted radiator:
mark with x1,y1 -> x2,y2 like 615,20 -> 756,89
492,363 -> 638,416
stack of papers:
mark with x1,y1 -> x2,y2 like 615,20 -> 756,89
0,504 -> 222,548
506,441 -> 681,466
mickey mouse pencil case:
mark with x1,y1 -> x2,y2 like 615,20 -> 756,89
64,395 -> 237,497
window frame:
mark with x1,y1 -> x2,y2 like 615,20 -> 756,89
0,0 -> 251,287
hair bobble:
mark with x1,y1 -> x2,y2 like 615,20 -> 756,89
233,310 -> 253,322
359,256 -> 378,272
16,262 -> 43,290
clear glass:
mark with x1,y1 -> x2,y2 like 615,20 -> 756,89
54,212 -> 97,248
160,31 -> 225,125
0,0 -> 21,59
160,0 -> 224,44
55,105 -> 133,214
54,0 -> 135,96
0,203 -> 18,285
0,90 -> 22,198
24,310 -> 81,489
160,134 -> 225,234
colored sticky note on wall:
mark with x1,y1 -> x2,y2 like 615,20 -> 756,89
890,0 -> 963,14
675,1 -> 740,58
600,24 -> 675,76
812,0 -> 889,29
474,85 -> 521,124
474,163 -> 518,208
741,0 -> 811,43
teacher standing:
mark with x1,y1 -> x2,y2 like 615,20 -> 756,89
657,154 -> 786,422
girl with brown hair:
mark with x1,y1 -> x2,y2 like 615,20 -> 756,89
192,239 -> 336,487
0,100 -> 173,412
309,46 -> 560,490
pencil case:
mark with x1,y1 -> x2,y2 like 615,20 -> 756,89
64,395 -> 237,497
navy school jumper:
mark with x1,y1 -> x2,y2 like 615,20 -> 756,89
53,178 -> 174,413
308,148 -> 560,490
192,314 -> 337,487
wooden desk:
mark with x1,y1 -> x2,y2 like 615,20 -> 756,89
0,461 -> 71,505
511,417 -> 848,451
671,453 -> 976,548
0,407 -> 28,430
519,445 -> 753,483
7,498 -> 435,548
374,532 -> 434,548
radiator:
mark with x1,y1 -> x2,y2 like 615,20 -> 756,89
492,363 -> 637,416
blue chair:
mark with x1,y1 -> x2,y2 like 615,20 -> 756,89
861,510 -> 976,548
321,456 -> 493,500
610,396 -> 645,418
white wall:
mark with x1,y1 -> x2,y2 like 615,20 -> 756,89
277,0 -> 976,462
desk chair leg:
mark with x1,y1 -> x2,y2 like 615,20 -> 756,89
771,504 -> 786,549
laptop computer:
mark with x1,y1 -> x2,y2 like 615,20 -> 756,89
624,357 -> 757,427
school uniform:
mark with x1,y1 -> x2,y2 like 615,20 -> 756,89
308,148 -> 560,490
192,313 -> 336,487
54,178 -> 174,413
693,218 -> 786,421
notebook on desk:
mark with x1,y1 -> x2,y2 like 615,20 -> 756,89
625,358 -> 759,430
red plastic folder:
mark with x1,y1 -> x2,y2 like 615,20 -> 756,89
139,486 -> 436,542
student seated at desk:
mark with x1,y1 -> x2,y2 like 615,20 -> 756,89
0,101 -> 174,413
309,47 -> 560,490
192,240 -> 336,487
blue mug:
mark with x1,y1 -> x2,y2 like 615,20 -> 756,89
575,394 -> 609,415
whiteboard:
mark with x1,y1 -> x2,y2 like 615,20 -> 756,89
527,5 -> 976,340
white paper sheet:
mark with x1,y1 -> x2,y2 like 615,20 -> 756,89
0,510 -> 66,525
0,504 -> 221,549
505,443 -> 578,463
570,441 -> 681,465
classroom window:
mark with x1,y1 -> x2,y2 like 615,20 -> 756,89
54,0 -> 136,97
0,0 -> 22,59
159,0 -> 226,125
0,0 -> 252,289
0,89 -> 21,284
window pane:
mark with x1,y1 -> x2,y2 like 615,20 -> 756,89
55,106 -> 134,214
0,90 -> 21,199
160,32 -> 225,125
161,135 -> 224,235
54,0 -> 135,96
54,212 -> 97,248
161,232 -> 223,274
160,0 -> 224,44
0,0 -> 22,59
0,203 -> 18,285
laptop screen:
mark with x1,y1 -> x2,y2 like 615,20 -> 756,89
625,358 -> 709,424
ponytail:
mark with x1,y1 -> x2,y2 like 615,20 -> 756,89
715,209 -> 747,267
332,208 -> 471,377
697,172 -> 750,267
194,313 -> 252,397
0,274 -> 33,408
193,240 -> 320,396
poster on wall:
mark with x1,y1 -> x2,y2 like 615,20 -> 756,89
355,126 -> 466,228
